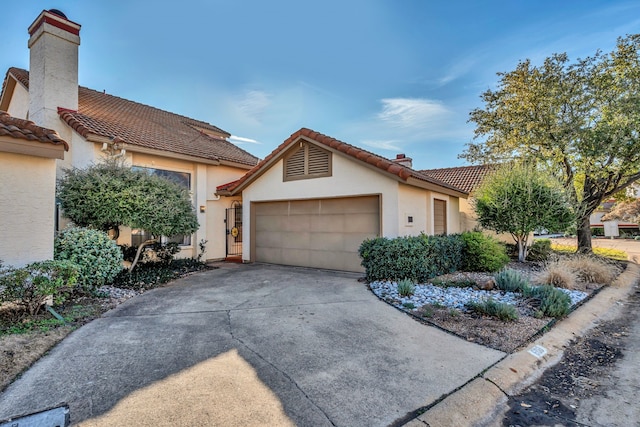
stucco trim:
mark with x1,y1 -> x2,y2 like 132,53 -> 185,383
0,136 -> 66,159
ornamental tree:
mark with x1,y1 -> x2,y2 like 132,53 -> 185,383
462,34 -> 640,253
57,160 -> 199,270
601,199 -> 640,225
473,163 -> 574,262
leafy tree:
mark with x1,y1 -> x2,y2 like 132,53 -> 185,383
57,161 -> 199,270
602,199 -> 640,224
462,34 -> 640,252
473,163 -> 574,262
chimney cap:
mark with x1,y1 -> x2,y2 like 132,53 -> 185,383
396,154 -> 406,159
48,9 -> 68,19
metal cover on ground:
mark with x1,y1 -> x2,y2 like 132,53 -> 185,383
0,405 -> 69,427
528,344 -> 548,359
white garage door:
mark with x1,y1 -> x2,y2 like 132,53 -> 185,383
253,196 -> 380,272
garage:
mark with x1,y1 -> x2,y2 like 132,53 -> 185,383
252,195 -> 380,272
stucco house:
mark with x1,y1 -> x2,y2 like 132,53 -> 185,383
216,128 -> 469,272
0,112 -> 68,267
0,9 -> 259,263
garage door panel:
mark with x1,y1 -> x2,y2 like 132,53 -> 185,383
255,215 -> 282,232
254,196 -> 379,272
256,231 -> 283,248
321,197 -> 378,214
349,213 -> 380,233
290,200 -> 320,215
282,232 -> 311,249
310,215 -> 345,232
285,214 -> 311,232
281,248 -> 311,267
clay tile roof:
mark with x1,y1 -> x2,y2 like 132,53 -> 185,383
6,68 -> 258,167
218,128 -> 466,195
0,110 -> 69,150
420,164 -> 495,194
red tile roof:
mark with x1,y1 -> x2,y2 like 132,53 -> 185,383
0,110 -> 68,150
217,128 -> 467,195
420,164 -> 495,194
4,68 -> 258,166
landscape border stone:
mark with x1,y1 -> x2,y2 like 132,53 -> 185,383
404,262 -> 640,427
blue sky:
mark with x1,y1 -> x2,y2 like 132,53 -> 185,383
2,1 -> 639,169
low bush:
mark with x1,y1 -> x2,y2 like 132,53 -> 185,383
120,242 -> 181,264
564,255 -> 620,284
523,285 -> 571,318
494,269 -> 530,293
55,227 -> 123,294
0,260 -> 79,315
466,298 -> 518,321
397,279 -> 415,297
110,259 -> 206,290
534,262 -> 578,289
528,239 -> 552,261
359,233 -> 464,282
460,232 -> 509,272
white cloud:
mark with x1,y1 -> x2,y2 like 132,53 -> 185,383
229,135 -> 261,144
377,98 -> 451,129
236,90 -> 271,124
361,139 -> 403,152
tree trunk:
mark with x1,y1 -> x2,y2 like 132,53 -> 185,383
129,238 -> 157,272
517,237 -> 528,262
576,214 -> 593,253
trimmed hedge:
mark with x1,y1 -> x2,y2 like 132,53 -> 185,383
358,233 -> 464,282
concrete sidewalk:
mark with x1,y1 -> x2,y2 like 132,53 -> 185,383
0,264 -> 504,426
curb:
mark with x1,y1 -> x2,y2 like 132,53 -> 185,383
404,262 -> 640,427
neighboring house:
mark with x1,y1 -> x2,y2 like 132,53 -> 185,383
0,10 -> 259,262
0,112 -> 68,267
216,128 -> 469,272
421,164 -> 495,233
591,197 -> 640,237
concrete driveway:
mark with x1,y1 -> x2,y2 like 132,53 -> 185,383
0,264 -> 504,426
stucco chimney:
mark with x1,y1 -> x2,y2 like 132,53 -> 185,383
392,153 -> 413,169
27,9 -> 80,129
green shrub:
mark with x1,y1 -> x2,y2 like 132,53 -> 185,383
55,227 -> 123,294
397,279 -> 415,297
359,233 -> 464,282
528,239 -> 552,261
523,285 -> 571,318
494,269 -> 530,293
120,242 -> 180,264
466,298 -> 518,321
110,259 -> 206,290
460,231 -> 509,272
0,260 -> 79,315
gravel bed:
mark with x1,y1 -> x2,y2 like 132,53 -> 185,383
370,280 -> 588,311
97,286 -> 142,302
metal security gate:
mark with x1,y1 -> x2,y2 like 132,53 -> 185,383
225,203 -> 242,256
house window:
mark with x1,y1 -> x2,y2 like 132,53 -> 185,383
434,199 -> 447,235
131,166 -> 193,246
284,142 -> 332,181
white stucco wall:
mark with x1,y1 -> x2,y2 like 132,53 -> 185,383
0,152 -> 57,267
397,184 -> 428,236
6,84 -> 29,119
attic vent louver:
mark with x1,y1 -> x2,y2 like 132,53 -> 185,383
284,141 -> 332,181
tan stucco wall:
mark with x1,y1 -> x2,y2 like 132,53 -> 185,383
240,154 -> 400,262
240,152 -> 464,262
0,152 -> 57,267
459,197 -> 516,244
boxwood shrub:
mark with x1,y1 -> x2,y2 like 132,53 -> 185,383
460,231 -> 509,272
54,227 -> 123,294
358,233 -> 463,282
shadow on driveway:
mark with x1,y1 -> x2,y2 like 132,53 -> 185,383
0,264 -> 504,426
